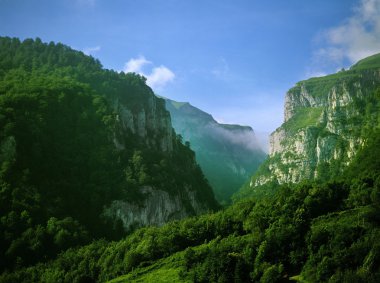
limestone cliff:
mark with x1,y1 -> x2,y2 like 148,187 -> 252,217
239,53 -> 380,197
104,186 -> 211,231
104,82 -> 219,231
114,94 -> 173,152
0,37 -> 219,257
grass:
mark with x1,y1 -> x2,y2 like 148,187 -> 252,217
290,71 -> 358,100
107,251 -> 191,283
350,53 -> 380,70
283,107 -> 323,133
289,52 -> 380,100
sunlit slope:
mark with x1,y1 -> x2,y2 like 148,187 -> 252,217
236,52 -> 380,200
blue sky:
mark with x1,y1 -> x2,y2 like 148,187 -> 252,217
1,0 -> 380,134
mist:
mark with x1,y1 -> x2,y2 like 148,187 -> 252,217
205,123 -> 269,154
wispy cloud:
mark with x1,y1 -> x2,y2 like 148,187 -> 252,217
310,0 -> 380,75
206,123 -> 263,152
82,46 -> 101,56
123,56 -> 175,90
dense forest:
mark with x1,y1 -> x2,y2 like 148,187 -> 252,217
0,37 -> 218,276
0,37 -> 379,283
1,129 -> 379,282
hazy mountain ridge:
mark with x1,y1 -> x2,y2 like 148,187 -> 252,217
165,98 -> 266,203
236,53 -> 380,199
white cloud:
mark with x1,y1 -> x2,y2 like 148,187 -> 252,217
123,56 -> 151,73
310,0 -> 380,74
123,56 -> 175,90
82,46 -> 101,56
146,66 -> 175,89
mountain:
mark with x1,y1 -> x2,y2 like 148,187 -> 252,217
237,53 -> 380,199
165,98 -> 266,203
4,129 -> 379,283
2,48 -> 379,283
0,37 -> 218,272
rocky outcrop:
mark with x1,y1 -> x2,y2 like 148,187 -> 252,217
115,95 -> 173,152
104,186 -> 211,231
243,55 -> 380,192
105,90 -> 217,231
0,37 -> 218,240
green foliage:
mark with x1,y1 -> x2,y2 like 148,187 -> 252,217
260,263 -> 284,283
241,83 -> 380,201
283,107 -> 323,133
4,148 -> 379,282
0,37 -> 379,282
0,36 -> 218,275
350,53 -> 380,70
103,53 -> 380,283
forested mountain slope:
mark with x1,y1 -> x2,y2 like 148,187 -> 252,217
0,37 -> 218,273
237,53 -> 380,199
165,98 -> 266,204
2,128 -> 379,283
1,38 -> 379,283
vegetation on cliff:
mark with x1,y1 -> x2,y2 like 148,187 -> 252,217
0,37 -> 218,274
1,130 -> 379,282
0,37 -> 379,283
236,52 -> 380,200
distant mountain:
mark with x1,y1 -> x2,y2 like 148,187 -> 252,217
236,52 -> 380,199
165,98 -> 266,203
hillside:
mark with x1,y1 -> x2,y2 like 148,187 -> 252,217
236,53 -> 380,199
165,98 -> 266,203
2,129 -> 379,283
1,38 -> 379,283
0,37 -> 218,273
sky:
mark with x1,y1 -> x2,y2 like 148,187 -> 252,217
1,0 -> 380,136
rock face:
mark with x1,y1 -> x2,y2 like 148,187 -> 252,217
239,54 -> 380,196
104,186 -> 211,231
165,98 -> 266,203
115,94 -> 173,152
0,37 -> 219,240
103,92 -> 218,231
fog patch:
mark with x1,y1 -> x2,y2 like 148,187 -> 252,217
204,123 -> 266,153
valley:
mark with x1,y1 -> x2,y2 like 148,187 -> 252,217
0,37 -> 379,283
